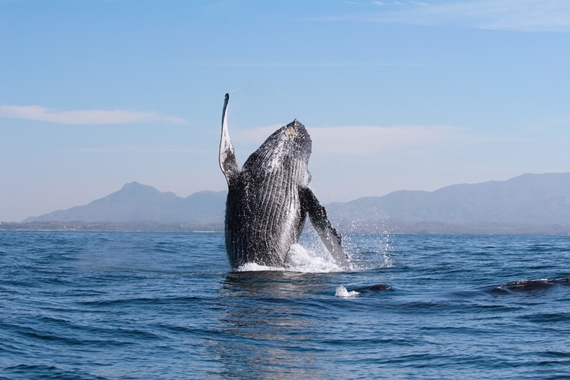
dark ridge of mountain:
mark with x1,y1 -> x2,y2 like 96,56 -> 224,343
20,173 -> 570,233
1,221 -> 223,232
3,220 -> 568,235
326,173 -> 570,227
24,182 -> 226,224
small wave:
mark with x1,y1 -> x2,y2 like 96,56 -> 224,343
4,364 -> 102,379
489,278 -> 570,294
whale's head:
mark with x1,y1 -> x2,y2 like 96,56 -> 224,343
241,119 -> 312,185
259,119 -> 312,162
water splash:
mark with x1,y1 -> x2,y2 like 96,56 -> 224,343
234,224 -> 394,273
235,262 -> 284,272
235,244 -> 343,273
335,285 -> 360,298
285,244 -> 343,272
341,232 -> 393,270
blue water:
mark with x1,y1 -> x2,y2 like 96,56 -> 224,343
1,231 -> 569,379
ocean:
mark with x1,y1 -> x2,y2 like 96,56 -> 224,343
1,230 -> 569,379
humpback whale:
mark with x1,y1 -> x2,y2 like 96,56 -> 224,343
219,93 -> 349,269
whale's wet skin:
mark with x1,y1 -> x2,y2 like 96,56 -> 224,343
219,94 -> 349,269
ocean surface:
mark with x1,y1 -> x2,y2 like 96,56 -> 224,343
1,230 -> 569,379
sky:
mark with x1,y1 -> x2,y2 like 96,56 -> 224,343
1,0 -> 569,222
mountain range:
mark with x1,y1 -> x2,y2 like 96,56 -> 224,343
17,173 -> 570,234
327,173 -> 570,230
23,182 -> 226,224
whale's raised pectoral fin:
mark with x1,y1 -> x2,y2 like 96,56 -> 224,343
219,93 -> 240,187
299,186 -> 350,268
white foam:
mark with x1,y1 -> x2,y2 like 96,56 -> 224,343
284,244 -> 344,273
234,243 -> 345,273
235,262 -> 284,272
335,285 -> 360,298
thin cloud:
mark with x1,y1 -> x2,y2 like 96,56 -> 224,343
310,125 -> 466,155
232,124 -> 535,156
317,0 -> 570,32
0,105 -> 187,125
57,146 -> 213,154
233,125 -> 467,155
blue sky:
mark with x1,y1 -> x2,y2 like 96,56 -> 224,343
1,0 -> 569,222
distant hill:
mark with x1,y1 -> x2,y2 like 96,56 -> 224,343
326,173 -> 570,231
24,182 -> 226,224
19,173 -> 570,234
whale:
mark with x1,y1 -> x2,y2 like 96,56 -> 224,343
219,93 -> 349,269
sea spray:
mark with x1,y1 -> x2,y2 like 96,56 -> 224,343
341,233 -> 393,270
